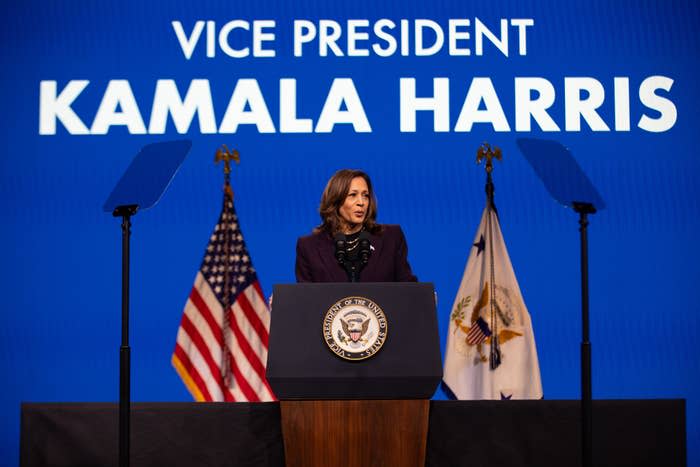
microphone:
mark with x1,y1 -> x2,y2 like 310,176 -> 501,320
334,233 -> 347,266
358,231 -> 371,265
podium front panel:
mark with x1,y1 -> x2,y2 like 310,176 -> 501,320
267,282 -> 442,399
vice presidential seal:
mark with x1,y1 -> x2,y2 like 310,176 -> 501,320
323,296 -> 388,361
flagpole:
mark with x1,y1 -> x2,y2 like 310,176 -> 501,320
477,143 -> 503,371
215,145 -> 240,387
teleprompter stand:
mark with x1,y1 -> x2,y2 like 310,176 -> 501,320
517,138 -> 606,467
103,140 -> 191,467
267,282 -> 442,467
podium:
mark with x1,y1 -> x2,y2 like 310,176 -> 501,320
267,283 -> 442,467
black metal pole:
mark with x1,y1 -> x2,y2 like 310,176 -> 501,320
114,204 -> 137,467
573,201 -> 595,467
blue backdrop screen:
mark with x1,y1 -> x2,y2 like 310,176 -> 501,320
2,1 -> 699,465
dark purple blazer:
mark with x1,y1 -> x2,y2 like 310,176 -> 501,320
295,224 -> 418,283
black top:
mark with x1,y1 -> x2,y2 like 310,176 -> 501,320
341,230 -> 364,281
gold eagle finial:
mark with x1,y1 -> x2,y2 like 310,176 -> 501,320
215,144 -> 240,174
476,142 -> 502,174
214,145 -> 240,198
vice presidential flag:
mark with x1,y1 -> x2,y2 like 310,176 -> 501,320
172,190 -> 275,402
443,203 -> 542,400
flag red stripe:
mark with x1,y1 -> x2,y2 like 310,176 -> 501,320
180,313 -> 227,394
173,343 -> 213,402
257,365 -> 275,398
253,281 -> 264,303
182,296 -> 236,402
237,288 -> 276,399
226,342 -> 260,402
243,283 -> 276,398
236,286 -> 269,346
229,303 -> 270,396
189,287 -> 223,345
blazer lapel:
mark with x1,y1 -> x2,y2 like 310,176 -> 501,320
317,233 -> 348,282
363,230 -> 385,280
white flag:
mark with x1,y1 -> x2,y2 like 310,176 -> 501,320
443,204 -> 543,400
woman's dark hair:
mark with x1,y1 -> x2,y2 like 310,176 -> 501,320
315,169 -> 380,235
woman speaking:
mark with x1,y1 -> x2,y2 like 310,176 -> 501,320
295,169 -> 417,283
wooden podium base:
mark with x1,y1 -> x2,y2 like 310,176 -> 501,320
280,400 -> 430,467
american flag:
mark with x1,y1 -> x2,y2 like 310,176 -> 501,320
172,190 -> 275,402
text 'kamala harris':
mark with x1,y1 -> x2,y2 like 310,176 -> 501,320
38,17 -> 676,136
